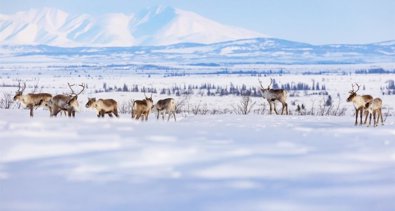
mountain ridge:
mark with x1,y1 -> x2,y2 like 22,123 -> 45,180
2,37 -> 395,64
0,6 -> 265,47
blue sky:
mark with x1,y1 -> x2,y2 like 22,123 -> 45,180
1,0 -> 394,44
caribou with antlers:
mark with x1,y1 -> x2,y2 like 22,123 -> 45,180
346,83 -> 373,125
13,82 -> 52,117
86,98 -> 119,118
131,93 -> 153,121
47,83 -> 86,117
258,78 -> 288,115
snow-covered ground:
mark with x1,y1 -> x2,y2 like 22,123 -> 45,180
1,110 -> 395,211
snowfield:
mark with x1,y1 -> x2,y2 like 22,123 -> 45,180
1,110 -> 395,211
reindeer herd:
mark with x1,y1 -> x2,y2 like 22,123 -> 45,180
13,82 -> 177,121
11,79 -> 385,127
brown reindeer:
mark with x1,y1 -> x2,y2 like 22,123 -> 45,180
13,82 -> 52,117
346,83 -> 373,126
258,78 -> 288,115
154,98 -> 176,121
131,94 -> 153,121
365,98 -> 384,127
86,98 -> 119,118
48,83 -> 86,117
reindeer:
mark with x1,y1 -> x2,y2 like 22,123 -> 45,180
365,98 -> 384,127
48,83 -> 86,117
131,93 -> 153,121
13,82 -> 52,117
154,98 -> 176,121
86,98 -> 119,118
258,78 -> 288,115
346,83 -> 373,126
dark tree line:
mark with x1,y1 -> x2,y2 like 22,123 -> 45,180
96,81 -> 328,97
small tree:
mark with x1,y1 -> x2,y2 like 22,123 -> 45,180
233,96 -> 256,115
0,93 -> 13,109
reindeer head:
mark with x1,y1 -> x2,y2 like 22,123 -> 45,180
67,96 -> 80,111
85,98 -> 97,108
13,82 -> 26,101
346,83 -> 360,102
144,92 -> 154,106
258,78 -> 273,98
66,83 -> 86,111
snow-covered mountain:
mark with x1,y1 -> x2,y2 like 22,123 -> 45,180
2,37 -> 395,64
0,7 -> 265,47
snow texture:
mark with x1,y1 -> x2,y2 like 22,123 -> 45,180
0,110 -> 395,211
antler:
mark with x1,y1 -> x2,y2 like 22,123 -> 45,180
67,83 -> 76,95
17,81 -> 21,92
67,83 -> 86,96
268,78 -> 273,89
350,83 -> 360,93
75,83 -> 86,96
258,78 -> 265,89
354,83 -> 360,93
258,78 -> 273,89
17,81 -> 26,93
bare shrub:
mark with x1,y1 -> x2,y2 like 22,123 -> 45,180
175,95 -> 189,114
383,106 -> 393,122
303,97 -> 347,116
119,100 -> 133,114
233,96 -> 256,115
252,102 -> 267,115
0,93 -> 13,109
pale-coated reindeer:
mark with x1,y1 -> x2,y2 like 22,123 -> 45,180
86,98 -> 119,118
365,98 -> 384,127
13,82 -> 52,117
346,83 -> 373,126
47,83 -> 86,117
154,98 -> 176,121
258,78 -> 288,115
131,93 -> 153,121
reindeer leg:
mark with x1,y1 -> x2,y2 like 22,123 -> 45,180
285,103 -> 289,115
354,109 -> 358,126
273,102 -> 279,115
373,111 -> 377,127
173,112 -> 177,121
113,110 -> 119,118
53,107 -> 59,117
367,113 -> 372,127
29,105 -> 34,117
363,110 -> 369,124
380,109 -> 384,126
359,108 -> 363,125
281,102 -> 288,115
268,101 -> 272,114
